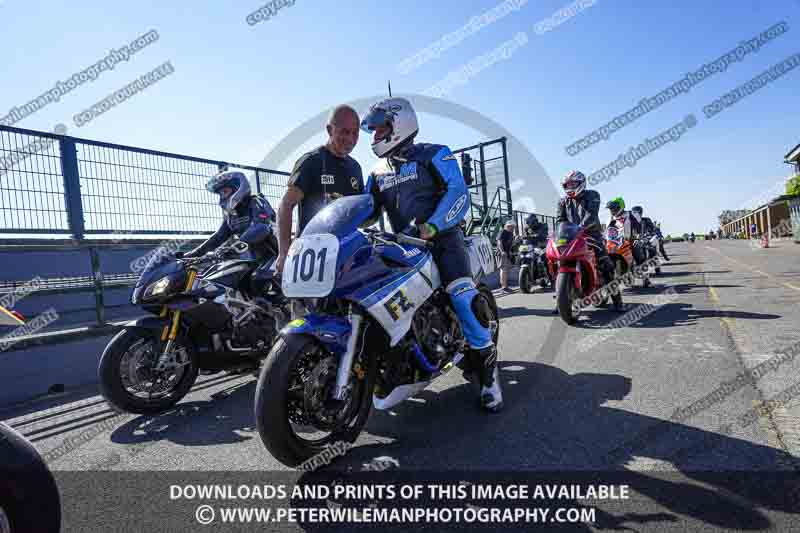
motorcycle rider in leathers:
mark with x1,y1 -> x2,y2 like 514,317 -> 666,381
631,206 -> 656,236
522,213 -> 551,285
554,171 -> 624,312
183,170 -> 279,296
630,205 -> 659,268
360,97 -> 503,413
523,213 -> 549,248
606,197 -> 640,242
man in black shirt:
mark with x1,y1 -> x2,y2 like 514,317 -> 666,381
275,105 -> 364,275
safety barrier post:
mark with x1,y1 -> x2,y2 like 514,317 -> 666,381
59,138 -> 85,241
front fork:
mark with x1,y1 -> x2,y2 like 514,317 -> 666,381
154,270 -> 196,372
332,308 -> 363,401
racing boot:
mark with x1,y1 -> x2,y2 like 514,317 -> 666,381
472,344 -> 504,413
599,256 -> 625,312
447,278 -> 503,412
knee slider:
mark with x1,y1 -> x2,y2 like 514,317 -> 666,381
471,292 -> 493,328
447,278 -> 485,323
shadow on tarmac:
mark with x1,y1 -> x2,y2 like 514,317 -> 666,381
287,361 -> 798,531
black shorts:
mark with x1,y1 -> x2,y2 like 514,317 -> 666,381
432,227 -> 472,288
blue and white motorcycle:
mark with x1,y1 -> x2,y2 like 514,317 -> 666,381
254,195 -> 499,467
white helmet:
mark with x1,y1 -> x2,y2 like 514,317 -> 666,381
561,170 -> 586,199
360,97 -> 419,158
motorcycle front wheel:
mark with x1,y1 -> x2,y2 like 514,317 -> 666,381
518,265 -> 532,293
98,328 -> 199,415
556,272 -> 579,325
254,334 -> 377,468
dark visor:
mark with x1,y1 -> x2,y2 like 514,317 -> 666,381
360,106 -> 393,133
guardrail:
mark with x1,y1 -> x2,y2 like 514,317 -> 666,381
511,210 -> 558,238
0,239 -> 205,351
1,125 -> 557,351
0,124 -> 289,240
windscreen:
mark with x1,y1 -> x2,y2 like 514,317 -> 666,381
301,194 -> 376,237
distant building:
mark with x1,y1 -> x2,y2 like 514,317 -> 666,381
785,143 -> 800,175
717,144 -> 800,241
783,142 -> 800,241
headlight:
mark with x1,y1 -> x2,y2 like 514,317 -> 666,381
518,245 -> 531,252
144,276 -> 172,299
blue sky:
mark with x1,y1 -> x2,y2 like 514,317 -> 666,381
1,0 -> 798,237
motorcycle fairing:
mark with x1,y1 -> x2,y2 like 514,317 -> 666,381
279,314 -> 352,355
350,252 -> 441,347
464,235 -> 496,280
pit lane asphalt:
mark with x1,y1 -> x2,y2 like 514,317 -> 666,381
3,240 -> 799,531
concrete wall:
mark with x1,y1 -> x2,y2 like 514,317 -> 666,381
0,244 -> 505,409
0,334 -> 115,407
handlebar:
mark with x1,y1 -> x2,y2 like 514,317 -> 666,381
362,228 -> 434,250
396,233 -> 434,249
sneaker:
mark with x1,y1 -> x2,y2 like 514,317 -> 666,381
475,346 -> 504,413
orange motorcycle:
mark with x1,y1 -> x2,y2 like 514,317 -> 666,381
605,225 -> 634,286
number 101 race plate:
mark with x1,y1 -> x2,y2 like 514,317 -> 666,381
282,233 -> 340,298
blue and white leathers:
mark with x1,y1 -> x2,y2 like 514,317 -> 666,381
366,143 -> 469,235
279,194 -> 499,414
366,143 -> 491,350
446,277 -> 493,350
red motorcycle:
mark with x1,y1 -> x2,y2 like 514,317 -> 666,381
545,222 -> 604,325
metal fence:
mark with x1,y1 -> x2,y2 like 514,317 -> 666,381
1,126 -> 558,243
451,137 -> 512,228
0,127 -> 558,342
0,124 -> 289,240
511,210 -> 558,238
